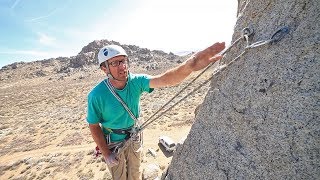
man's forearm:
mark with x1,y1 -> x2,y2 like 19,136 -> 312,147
149,42 -> 225,89
150,56 -> 194,88
89,124 -> 111,158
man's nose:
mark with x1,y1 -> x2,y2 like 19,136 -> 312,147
118,61 -> 127,69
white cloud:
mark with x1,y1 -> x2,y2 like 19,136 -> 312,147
25,0 -> 73,22
0,48 -> 76,68
38,33 -> 57,46
11,0 -> 22,9
0,49 -> 74,58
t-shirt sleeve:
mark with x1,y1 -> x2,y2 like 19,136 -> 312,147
86,93 -> 102,124
138,74 -> 154,93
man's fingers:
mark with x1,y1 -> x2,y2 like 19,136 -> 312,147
209,55 -> 223,62
107,159 -> 119,167
210,42 -> 225,53
105,153 -> 119,167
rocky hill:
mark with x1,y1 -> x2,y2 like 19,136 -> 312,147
0,39 -> 184,82
0,37 -> 211,179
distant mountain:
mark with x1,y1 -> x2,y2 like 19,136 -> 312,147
0,40 -> 186,81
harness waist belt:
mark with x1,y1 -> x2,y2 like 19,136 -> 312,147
105,127 -> 133,140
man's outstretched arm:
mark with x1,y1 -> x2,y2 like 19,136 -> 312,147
149,42 -> 225,88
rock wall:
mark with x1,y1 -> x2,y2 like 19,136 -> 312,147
165,0 -> 319,179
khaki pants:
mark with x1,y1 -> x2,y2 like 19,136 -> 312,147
108,140 -> 142,180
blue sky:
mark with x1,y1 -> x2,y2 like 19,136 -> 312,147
0,0 -> 237,68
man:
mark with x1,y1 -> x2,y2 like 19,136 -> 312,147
87,42 -> 225,179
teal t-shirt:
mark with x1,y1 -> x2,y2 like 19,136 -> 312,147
86,73 -> 153,142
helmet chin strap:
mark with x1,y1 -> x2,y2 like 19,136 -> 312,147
107,73 -> 115,80
104,61 -> 117,81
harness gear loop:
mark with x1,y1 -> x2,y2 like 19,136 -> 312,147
103,126 -> 133,140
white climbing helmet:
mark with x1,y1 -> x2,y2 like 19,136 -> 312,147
97,45 -> 128,65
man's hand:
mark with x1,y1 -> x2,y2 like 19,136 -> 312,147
104,153 -> 119,167
149,42 -> 225,88
188,42 -> 225,71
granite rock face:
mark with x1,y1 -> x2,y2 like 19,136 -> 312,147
165,0 -> 319,179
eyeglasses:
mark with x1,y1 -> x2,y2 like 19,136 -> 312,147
108,59 -> 128,67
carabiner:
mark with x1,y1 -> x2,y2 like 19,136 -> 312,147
270,27 -> 290,44
242,27 -> 254,47
129,126 -> 140,135
242,27 -> 254,38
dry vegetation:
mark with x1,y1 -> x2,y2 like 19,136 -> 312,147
0,64 -> 215,179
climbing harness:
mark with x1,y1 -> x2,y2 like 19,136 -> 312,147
100,26 -> 290,156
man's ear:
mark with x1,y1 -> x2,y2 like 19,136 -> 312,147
101,66 -> 108,73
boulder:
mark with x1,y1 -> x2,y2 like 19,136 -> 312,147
143,164 -> 161,180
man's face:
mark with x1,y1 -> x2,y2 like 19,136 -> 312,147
104,55 -> 129,81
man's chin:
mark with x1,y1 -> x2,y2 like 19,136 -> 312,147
117,75 -> 128,81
